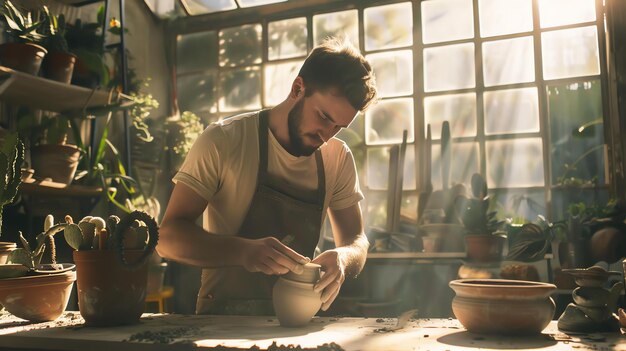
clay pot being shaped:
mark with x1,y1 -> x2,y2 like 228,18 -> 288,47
73,250 -> 149,326
273,263 -> 322,327
449,279 -> 556,335
0,271 -> 76,322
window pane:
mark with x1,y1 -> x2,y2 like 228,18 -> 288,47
424,43 -> 475,92
313,10 -> 359,47
424,93 -> 477,138
367,147 -> 391,190
478,0 -> 533,38
492,189 -> 546,223
238,0 -> 287,7
219,24 -> 262,67
181,0 -> 236,15
483,36 -> 535,87
486,138 -> 545,187
430,142 -> 479,189
364,2 -> 413,51
542,26 -> 600,80
421,0 -> 474,44
176,31 -> 217,74
365,98 -> 415,145
365,146 -> 415,191
219,67 -> 261,112
539,0 -> 596,28
365,191 -> 387,229
548,81 -> 605,186
484,87 -> 540,135
177,73 -> 217,113
263,61 -> 301,107
366,50 -> 413,98
268,17 -> 307,60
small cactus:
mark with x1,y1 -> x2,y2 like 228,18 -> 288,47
0,132 -> 24,235
61,211 -> 159,269
9,215 -> 67,269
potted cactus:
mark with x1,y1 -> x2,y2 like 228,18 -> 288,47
0,132 -> 24,263
459,173 -> 506,263
0,215 -> 76,322
0,0 -> 47,75
63,210 -> 158,326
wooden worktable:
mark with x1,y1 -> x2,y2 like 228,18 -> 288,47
0,311 -> 623,351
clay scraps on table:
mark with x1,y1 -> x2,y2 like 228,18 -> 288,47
211,342 -> 345,351
125,326 -> 199,344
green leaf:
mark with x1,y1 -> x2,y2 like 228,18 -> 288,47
78,221 -> 96,250
64,223 -> 84,250
8,248 -> 32,268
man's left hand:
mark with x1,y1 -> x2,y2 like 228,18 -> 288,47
312,249 -> 345,311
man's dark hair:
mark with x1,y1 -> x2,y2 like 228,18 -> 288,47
298,37 -> 378,111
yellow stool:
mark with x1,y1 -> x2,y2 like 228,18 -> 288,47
145,286 -> 174,313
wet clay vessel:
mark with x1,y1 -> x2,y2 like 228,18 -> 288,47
273,263 -> 322,327
450,279 -> 556,335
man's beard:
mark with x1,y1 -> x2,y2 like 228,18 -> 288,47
287,99 -> 318,157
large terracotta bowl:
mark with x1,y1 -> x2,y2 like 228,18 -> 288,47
0,271 -> 76,322
449,279 -> 556,335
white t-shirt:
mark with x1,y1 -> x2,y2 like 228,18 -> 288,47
173,111 -> 364,236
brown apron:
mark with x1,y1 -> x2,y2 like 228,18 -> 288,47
196,109 -> 326,315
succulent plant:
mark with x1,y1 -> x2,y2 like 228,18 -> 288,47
0,0 -> 45,44
63,210 -> 158,269
0,132 -> 24,235
9,215 -> 67,269
460,173 -> 505,235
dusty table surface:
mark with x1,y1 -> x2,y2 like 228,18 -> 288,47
0,311 -> 624,351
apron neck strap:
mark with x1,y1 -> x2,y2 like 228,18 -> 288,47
257,109 -> 326,207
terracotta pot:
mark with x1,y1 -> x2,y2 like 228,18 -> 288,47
465,234 -> 506,263
450,279 -> 556,335
273,263 -> 322,327
42,51 -> 77,84
73,250 -> 150,326
30,144 -> 81,184
0,42 -> 47,75
0,271 -> 76,322
422,236 -> 442,252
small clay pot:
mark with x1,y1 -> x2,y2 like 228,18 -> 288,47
0,271 -> 75,322
450,279 -> 556,335
273,263 -> 322,327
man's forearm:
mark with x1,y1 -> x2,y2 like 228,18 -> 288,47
334,233 -> 369,278
156,218 -> 246,268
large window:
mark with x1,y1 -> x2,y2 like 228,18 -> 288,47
174,0 -> 608,228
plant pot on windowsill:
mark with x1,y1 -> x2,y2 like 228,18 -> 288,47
63,211 -> 159,326
465,233 -> 507,263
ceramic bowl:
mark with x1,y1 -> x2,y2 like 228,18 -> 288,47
449,279 -> 556,335
0,271 -> 76,322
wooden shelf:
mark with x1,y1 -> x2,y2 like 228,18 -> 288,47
0,66 -> 130,113
19,179 -> 104,197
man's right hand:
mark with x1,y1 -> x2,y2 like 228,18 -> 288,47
239,237 -> 310,275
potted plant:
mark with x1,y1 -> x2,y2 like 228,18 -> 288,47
459,173 -> 506,263
40,7 -> 76,84
20,113 -> 81,185
0,0 -> 47,75
62,210 -> 158,326
0,131 -> 23,261
0,215 -> 76,322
